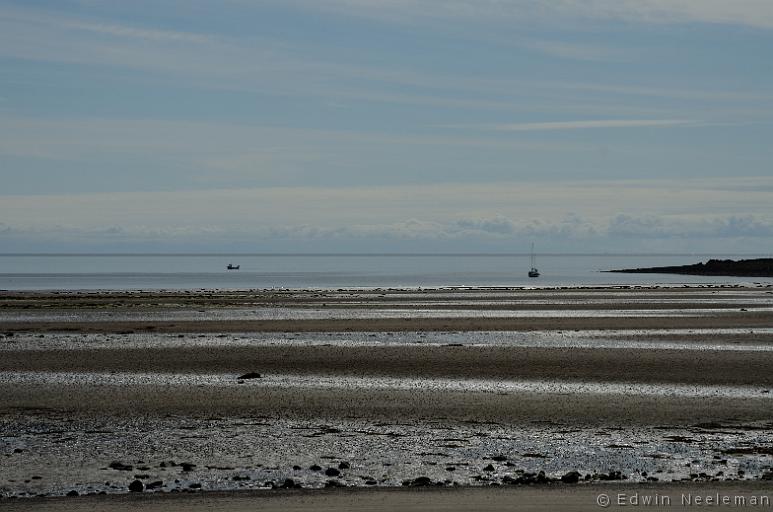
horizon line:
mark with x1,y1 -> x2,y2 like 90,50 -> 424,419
0,253 -> 769,258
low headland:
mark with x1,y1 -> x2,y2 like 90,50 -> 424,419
607,258 -> 773,277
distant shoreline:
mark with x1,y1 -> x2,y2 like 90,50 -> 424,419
0,252 -> 769,257
607,258 -> 773,277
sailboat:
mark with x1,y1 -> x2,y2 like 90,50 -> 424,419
528,243 -> 540,278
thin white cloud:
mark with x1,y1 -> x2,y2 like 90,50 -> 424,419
0,5 -> 214,44
280,0 -> 773,29
0,116 -> 593,165
60,20 -> 213,44
554,0 -> 773,29
0,3 -> 768,117
523,39 -> 626,62
441,119 -> 700,132
1,177 -> 771,230
0,6 -> 215,43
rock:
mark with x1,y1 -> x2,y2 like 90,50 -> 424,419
762,472 -> 773,481
309,464 -> 322,471
338,461 -> 350,470
145,481 -> 163,489
505,470 -> 551,485
188,483 -> 201,489
599,470 -> 624,481
237,372 -> 262,380
561,471 -> 582,484
483,464 -> 496,472
108,461 -> 133,471
128,480 -> 144,492
325,480 -> 345,488
491,455 -> 508,462
292,465 -> 301,470
325,467 -> 340,477
233,475 -> 250,481
365,480 -> 377,485
281,478 -> 299,489
180,462 -> 196,472
410,476 -> 433,487
66,490 -> 79,497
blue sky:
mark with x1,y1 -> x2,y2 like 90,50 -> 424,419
1,0 -> 772,252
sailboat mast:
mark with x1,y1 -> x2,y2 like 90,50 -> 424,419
528,242 -> 540,277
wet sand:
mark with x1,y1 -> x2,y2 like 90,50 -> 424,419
2,344 -> 773,386
5,482 -> 773,512
2,286 -> 773,507
3,376 -> 773,424
5,314 -> 773,333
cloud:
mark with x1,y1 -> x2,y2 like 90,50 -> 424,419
441,119 -> 700,132
553,0 -> 773,29
4,213 -> 773,249
2,177 -> 773,229
0,5 -> 214,44
455,215 -> 515,235
60,20 -> 213,44
522,39 -> 627,62
608,214 -> 773,239
1,3 -> 769,120
280,0 -> 773,29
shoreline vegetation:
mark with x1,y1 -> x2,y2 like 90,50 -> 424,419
607,258 -> 773,277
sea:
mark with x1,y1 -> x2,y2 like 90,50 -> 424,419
0,253 -> 771,290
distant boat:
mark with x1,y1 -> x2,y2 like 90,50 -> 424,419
528,243 -> 540,278
226,264 -> 240,270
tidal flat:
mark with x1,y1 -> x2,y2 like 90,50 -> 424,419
1,286 -> 772,506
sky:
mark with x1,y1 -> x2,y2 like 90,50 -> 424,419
1,0 -> 772,253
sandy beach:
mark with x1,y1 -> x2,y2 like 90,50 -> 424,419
5,482 -> 773,512
2,286 -> 772,509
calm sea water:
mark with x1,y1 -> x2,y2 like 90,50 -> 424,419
0,254 -> 770,290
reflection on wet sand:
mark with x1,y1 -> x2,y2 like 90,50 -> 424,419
1,286 -> 772,498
